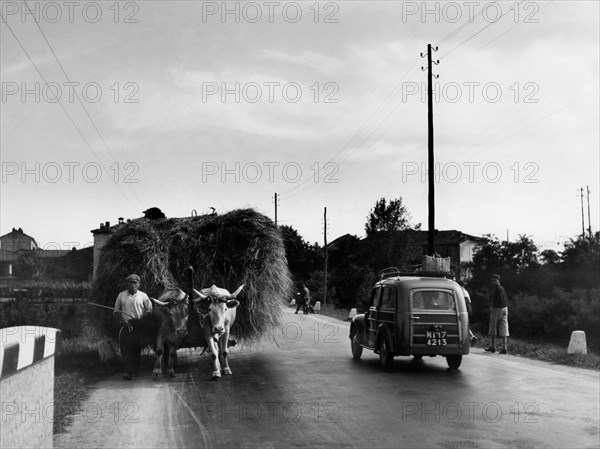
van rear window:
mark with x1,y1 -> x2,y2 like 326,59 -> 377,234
412,291 -> 455,311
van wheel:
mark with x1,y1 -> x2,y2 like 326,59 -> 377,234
351,333 -> 363,360
379,336 -> 394,368
447,355 -> 462,369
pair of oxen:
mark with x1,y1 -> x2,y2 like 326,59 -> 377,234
136,284 -> 244,380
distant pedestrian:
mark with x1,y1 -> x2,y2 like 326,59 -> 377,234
485,274 -> 509,354
295,284 -> 310,314
114,274 -> 152,380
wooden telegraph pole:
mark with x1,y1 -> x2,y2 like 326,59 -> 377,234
580,187 -> 586,237
323,206 -> 328,309
274,193 -> 278,226
421,44 -> 439,255
587,186 -> 592,237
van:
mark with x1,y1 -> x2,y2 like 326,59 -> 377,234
349,268 -> 470,369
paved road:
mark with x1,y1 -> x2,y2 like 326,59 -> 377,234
55,307 -> 599,449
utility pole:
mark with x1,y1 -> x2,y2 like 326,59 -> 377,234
580,187 -> 586,237
421,44 -> 439,255
587,186 -> 592,237
274,193 -> 278,226
323,206 -> 328,310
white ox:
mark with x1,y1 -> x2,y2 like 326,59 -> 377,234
193,284 -> 244,380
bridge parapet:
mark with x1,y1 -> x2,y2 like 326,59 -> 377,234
1,326 -> 61,449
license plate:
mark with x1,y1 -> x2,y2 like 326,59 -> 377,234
426,331 -> 447,346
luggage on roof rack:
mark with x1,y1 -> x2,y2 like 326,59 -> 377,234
377,266 -> 455,281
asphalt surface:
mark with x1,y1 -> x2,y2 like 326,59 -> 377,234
54,307 -> 600,449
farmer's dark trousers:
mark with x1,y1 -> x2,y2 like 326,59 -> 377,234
119,327 -> 142,375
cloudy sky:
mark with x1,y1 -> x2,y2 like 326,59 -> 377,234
1,0 -> 598,252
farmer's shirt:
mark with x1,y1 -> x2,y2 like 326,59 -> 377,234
114,290 -> 152,320
491,285 -> 508,308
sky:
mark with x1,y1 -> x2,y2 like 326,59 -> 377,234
1,0 -> 599,253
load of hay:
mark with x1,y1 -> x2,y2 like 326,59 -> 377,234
91,208 -> 292,344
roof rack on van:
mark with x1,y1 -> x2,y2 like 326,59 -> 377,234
377,267 -> 455,281
377,267 -> 400,281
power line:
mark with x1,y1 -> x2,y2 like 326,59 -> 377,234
21,0 -> 143,208
280,62 -> 425,201
439,1 -> 525,60
282,4 -> 536,202
280,59 -> 422,199
1,10 -> 139,211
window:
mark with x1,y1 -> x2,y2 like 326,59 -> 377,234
412,290 -> 455,311
371,287 -> 381,308
380,287 -> 396,309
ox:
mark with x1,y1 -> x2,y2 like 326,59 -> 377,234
192,284 -> 244,380
126,288 -> 189,379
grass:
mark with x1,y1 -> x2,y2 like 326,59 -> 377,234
316,303 -> 352,322
317,305 -> 600,371
473,333 -> 600,370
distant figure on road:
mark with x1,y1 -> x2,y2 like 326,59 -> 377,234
485,274 -> 509,354
114,274 -> 152,380
295,284 -> 311,314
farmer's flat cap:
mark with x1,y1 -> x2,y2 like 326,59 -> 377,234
125,274 -> 141,283
492,274 -> 501,280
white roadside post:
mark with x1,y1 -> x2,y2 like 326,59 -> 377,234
567,330 -> 587,355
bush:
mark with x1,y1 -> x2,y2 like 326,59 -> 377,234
472,287 -> 600,352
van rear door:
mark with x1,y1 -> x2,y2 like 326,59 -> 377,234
409,289 -> 462,354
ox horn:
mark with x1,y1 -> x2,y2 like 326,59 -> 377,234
231,284 -> 245,298
150,297 -> 169,307
192,288 -> 207,304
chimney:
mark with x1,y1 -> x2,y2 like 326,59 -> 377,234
118,217 -> 124,224
105,221 -> 110,228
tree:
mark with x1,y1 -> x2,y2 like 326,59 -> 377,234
279,225 -> 323,280
558,233 -> 600,289
365,197 -> 414,237
540,249 -> 561,265
561,233 -> 600,268
362,197 -> 420,272
470,234 -> 541,294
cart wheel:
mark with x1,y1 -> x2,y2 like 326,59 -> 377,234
413,354 -> 423,360
379,335 -> 394,368
351,333 -> 363,360
447,355 -> 462,370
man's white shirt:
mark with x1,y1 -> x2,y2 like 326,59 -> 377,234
114,290 -> 152,320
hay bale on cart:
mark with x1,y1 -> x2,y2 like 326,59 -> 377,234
91,208 -> 292,345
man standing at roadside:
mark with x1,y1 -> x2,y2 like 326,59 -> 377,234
114,274 -> 152,380
485,274 -> 509,354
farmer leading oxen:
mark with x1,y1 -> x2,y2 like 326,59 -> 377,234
114,274 -> 152,380
115,277 -> 190,379
193,284 -> 244,380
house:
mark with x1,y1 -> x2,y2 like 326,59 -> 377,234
0,228 -> 39,276
328,229 -> 485,280
0,228 -> 92,279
